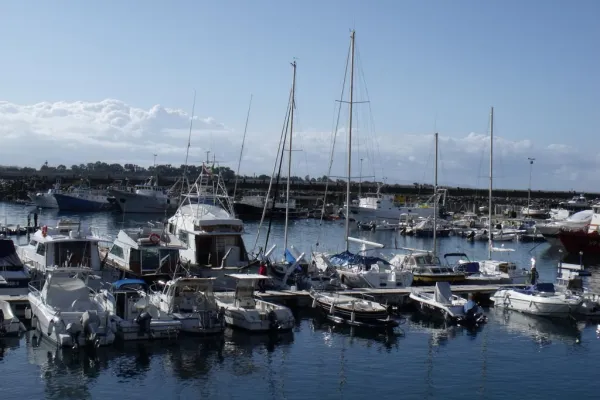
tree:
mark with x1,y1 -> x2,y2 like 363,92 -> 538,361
56,164 -> 67,171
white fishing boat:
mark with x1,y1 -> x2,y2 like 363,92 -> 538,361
491,280 -> 582,318
149,277 -> 225,334
27,267 -> 116,348
99,279 -> 181,340
409,282 -> 487,326
17,225 -> 102,281
167,168 -> 253,288
28,181 -> 61,209
0,300 -> 26,336
214,274 -> 295,332
309,288 -> 397,328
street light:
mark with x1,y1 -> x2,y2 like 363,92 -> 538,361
527,157 -> 535,216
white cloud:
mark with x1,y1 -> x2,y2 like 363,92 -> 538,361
0,99 -> 595,191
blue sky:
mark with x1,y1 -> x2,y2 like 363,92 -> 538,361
1,1 -> 599,191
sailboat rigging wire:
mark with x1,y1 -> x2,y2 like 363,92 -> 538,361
317,41 -> 351,237
264,97 -> 292,251
233,94 -> 253,201
252,87 -> 293,253
182,90 -> 197,192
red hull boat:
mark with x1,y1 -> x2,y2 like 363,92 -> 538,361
558,229 -> 600,255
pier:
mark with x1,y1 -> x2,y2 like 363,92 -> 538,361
254,283 -> 527,307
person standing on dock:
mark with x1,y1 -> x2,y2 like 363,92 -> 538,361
529,258 -> 539,285
258,261 -> 267,293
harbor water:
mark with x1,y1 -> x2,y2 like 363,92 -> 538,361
1,202 -> 600,399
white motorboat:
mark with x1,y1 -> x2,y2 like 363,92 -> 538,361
149,277 -> 225,334
99,226 -> 187,280
309,289 -> 397,328
27,267 -> 116,348
521,207 -> 548,219
17,225 -> 103,281
101,279 -> 181,340
56,218 -> 80,233
554,262 -> 600,317
409,282 -> 487,326
536,209 -> 592,247
0,237 -> 30,296
460,247 -> 529,285
0,300 -> 26,336
214,274 -> 295,332
490,282 -> 583,318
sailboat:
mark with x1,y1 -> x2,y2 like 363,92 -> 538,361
389,134 -> 465,285
465,107 -> 529,284
310,30 -> 412,291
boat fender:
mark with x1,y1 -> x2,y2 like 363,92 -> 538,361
329,302 -> 335,315
351,311 -> 356,323
134,311 -> 153,337
24,308 -> 32,320
311,298 -> 317,309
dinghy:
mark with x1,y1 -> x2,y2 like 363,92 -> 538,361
409,282 -> 487,326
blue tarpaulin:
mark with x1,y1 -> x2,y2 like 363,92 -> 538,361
284,249 -> 296,264
328,251 -> 390,267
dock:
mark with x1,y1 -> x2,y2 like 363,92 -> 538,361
255,283 -> 526,307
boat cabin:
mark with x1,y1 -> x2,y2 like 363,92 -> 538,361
167,204 -> 249,268
153,277 -> 217,314
109,279 -> 153,321
393,251 -> 455,274
106,228 -> 186,277
18,227 -> 101,275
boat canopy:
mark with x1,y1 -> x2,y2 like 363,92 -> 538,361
112,279 -> 148,291
0,239 -> 22,268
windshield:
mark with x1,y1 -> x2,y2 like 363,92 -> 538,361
415,254 -> 440,266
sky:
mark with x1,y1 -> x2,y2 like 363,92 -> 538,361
0,0 -> 598,191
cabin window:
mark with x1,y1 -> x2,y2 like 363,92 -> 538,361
53,241 -> 92,267
178,231 -> 188,245
36,243 -> 46,256
138,248 -> 179,273
215,236 -> 237,253
29,240 -> 38,247
110,245 -> 124,258
168,224 -> 175,234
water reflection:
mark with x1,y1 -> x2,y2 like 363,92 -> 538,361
488,308 -> 584,346
0,335 -> 21,360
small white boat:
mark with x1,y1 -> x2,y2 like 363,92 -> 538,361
150,277 -> 225,335
309,289 -> 397,328
214,274 -> 295,332
102,279 -> 182,341
491,282 -> 582,317
0,300 -> 26,336
409,282 -> 487,326
27,267 -> 116,348
555,262 -> 600,316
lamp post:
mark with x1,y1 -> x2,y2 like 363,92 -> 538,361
527,158 -> 535,216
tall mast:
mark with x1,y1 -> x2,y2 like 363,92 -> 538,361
284,61 -> 297,253
488,107 -> 494,260
433,133 -> 438,256
345,30 -> 355,252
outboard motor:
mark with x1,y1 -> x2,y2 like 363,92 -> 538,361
267,310 -> 279,331
66,322 -> 83,349
80,310 -> 101,348
134,311 -> 153,338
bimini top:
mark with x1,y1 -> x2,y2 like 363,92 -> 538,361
112,279 -> 148,290
0,238 -> 22,268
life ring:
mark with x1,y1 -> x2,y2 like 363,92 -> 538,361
41,225 -> 48,237
149,233 -> 161,244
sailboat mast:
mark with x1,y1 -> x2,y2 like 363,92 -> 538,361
345,30 -> 355,252
284,61 -> 297,252
433,133 -> 438,256
488,106 -> 494,260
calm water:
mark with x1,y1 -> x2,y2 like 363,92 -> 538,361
2,202 -> 600,400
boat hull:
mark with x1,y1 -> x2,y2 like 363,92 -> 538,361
220,307 -> 295,332
173,311 -> 225,335
347,205 -> 434,223
113,319 -> 181,341
29,194 -> 58,209
233,202 -> 306,220
412,273 -> 466,285
109,189 -> 178,214
337,269 -> 413,289
310,295 -> 395,327
491,290 -> 580,317
54,193 -> 112,212
558,230 -> 600,255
